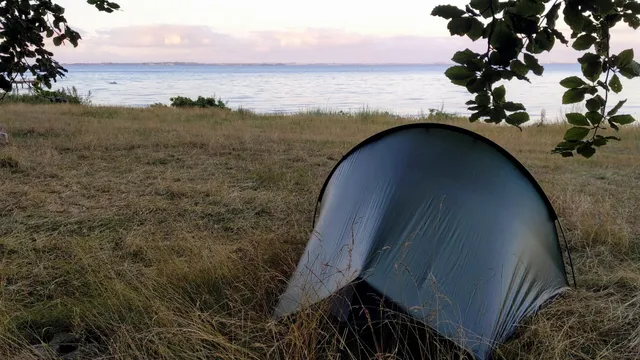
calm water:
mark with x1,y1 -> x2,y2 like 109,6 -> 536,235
50,64 -> 640,120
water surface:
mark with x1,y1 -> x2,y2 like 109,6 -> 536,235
51,64 -> 640,121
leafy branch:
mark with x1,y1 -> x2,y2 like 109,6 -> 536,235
432,0 -> 640,158
0,0 -> 120,93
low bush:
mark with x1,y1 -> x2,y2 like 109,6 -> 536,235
1,85 -> 92,105
169,95 -> 229,109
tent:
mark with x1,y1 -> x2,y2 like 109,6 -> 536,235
273,123 -> 575,359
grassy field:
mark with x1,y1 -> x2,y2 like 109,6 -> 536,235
0,103 -> 639,359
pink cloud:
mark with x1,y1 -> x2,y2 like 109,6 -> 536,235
49,24 -> 640,64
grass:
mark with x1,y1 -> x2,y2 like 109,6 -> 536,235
0,103 -> 639,359
1,86 -> 92,105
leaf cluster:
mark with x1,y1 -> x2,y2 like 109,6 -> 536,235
432,0 -> 640,158
0,0 -> 120,94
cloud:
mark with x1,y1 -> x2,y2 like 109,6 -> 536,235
50,24 -> 640,64
93,25 -> 247,49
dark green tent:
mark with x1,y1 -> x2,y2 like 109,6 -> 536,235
273,123 -> 575,359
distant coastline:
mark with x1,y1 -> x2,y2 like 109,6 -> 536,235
61,61 -> 579,66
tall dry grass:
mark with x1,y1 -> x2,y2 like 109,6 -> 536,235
0,104 -> 639,359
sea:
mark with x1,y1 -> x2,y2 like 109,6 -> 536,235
46,63 -> 640,121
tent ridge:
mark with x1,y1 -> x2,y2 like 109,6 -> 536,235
314,123 -> 559,225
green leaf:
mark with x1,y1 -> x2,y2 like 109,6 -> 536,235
562,88 -> 587,104
581,19 -> 599,35
499,70 -> 515,80
510,59 -> 529,76
617,49 -> 634,68
506,111 -> 530,126
546,2 -> 562,28
609,114 -> 636,125
488,107 -> 507,123
607,99 -> 627,116
466,77 -> 487,93
451,78 -> 472,86
623,13 -> 640,29
0,76 -> 12,93
445,65 -> 476,81
564,127 -> 591,141
492,85 -> 506,104
595,0 -> 616,15
619,61 -> 640,79
572,34 -> 597,51
586,95 -> 605,112
470,107 -> 491,122
506,12 -> 539,35
431,5 -> 466,19
451,49 -> 479,65
53,37 -> 62,46
481,69 -> 503,85
523,53 -> 544,75
534,29 -> 555,52
593,136 -> 608,147
503,101 -> 526,112
609,74 -> 623,93
470,0 -> 499,18
605,13 -> 624,28
490,19 -> 521,51
551,28 -> 569,45
581,60 -> 603,82
578,52 -> 600,65
475,93 -> 491,106
68,37 -> 79,47
560,76 -> 587,88
563,6 -> 585,33
448,18 -> 473,36
566,113 -> 590,126
467,18 -> 485,41
467,59 -> 485,72
623,1 -> 640,13
585,111 -> 603,125
577,143 -> 596,158
513,0 -> 545,17
609,120 -> 620,131
526,37 -> 543,55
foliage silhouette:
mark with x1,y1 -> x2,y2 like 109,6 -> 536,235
432,0 -> 640,157
0,0 -> 119,97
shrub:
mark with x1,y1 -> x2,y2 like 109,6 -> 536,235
1,85 -> 91,105
169,95 -> 228,109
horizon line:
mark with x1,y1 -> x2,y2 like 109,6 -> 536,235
60,61 -> 581,66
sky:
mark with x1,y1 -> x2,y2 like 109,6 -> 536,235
51,0 -> 640,64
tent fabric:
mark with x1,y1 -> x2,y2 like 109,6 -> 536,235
273,123 -> 570,359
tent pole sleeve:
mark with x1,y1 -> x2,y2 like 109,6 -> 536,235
312,201 -> 319,228
558,219 -> 577,288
